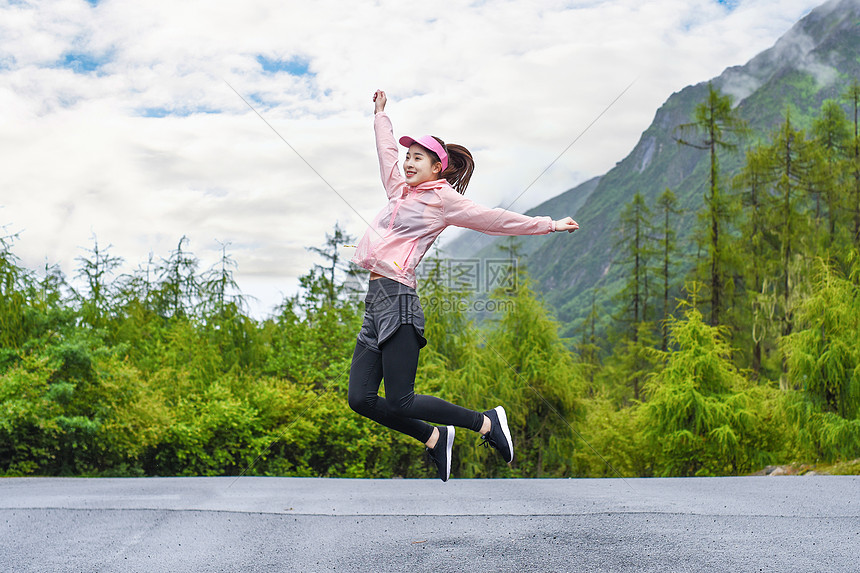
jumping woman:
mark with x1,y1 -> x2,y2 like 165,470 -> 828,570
348,90 -> 579,481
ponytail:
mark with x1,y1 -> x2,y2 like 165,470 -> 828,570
431,136 -> 475,195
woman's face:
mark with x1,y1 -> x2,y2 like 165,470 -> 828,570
404,143 -> 442,186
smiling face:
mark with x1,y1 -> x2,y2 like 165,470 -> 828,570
403,143 -> 443,186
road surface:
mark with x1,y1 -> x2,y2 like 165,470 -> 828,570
2,476 -> 858,572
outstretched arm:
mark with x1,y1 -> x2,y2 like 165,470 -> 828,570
441,186 -> 580,236
440,188 -> 547,235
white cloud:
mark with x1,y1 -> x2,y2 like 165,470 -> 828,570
0,0 -> 824,316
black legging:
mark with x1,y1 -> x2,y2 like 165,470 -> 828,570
348,324 -> 484,443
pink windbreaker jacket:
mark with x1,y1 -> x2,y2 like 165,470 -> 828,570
351,112 -> 555,289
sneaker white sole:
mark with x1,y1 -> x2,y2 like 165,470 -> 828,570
494,406 -> 514,464
445,425 -> 455,480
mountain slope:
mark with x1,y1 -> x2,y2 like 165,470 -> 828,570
447,0 -> 860,337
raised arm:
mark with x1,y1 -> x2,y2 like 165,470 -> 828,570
372,90 -> 404,199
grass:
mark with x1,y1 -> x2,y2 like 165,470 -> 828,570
817,458 -> 860,475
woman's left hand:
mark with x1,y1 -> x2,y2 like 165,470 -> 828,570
373,90 -> 387,114
554,217 -> 579,233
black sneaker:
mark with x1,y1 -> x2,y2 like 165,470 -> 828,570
426,425 -> 455,482
480,406 -> 514,464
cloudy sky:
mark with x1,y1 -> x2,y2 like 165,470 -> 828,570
1,0 -> 825,316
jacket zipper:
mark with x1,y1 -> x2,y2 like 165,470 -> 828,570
387,196 -> 404,231
388,194 -> 413,274
403,241 -> 417,270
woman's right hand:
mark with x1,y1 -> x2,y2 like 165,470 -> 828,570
373,90 -> 387,114
553,217 -> 579,233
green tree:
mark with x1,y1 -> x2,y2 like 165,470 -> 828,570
575,289 -> 603,392
675,83 -> 748,325
417,253 -> 477,371
0,230 -> 28,349
604,320 -> 659,406
197,242 -> 259,371
612,191 -> 655,400
845,81 -> 860,247
199,242 -> 248,319
110,253 -> 163,369
655,188 -> 681,351
767,110 -> 818,342
461,265 -> 584,477
640,306 -> 777,476
734,145 -> 777,376
264,227 -> 362,390
153,236 -> 199,319
24,261 -> 73,347
781,259 -> 860,420
74,235 -> 124,330
0,340 -> 168,476
615,192 -> 653,328
306,222 -> 355,308
810,99 -> 851,250
779,258 -> 860,462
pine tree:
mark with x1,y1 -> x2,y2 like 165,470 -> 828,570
199,242 -> 257,370
575,289 -> 603,392
417,253 -> 476,371
655,188 -> 681,351
675,83 -> 748,325
782,259 -> 860,420
266,226 -> 362,389
481,267 -> 584,477
780,258 -> 860,462
845,81 -> 860,248
612,191 -> 655,400
734,145 -> 776,376
199,241 -> 249,320
767,110 -> 817,342
615,192 -> 653,326
640,305 -> 775,476
74,235 -> 123,329
810,99 -> 851,250
306,222 -> 355,308
154,236 -> 199,319
0,229 -> 27,348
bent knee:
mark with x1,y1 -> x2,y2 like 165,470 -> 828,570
348,392 -> 373,416
386,393 -> 415,418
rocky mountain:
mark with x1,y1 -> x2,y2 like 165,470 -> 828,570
444,0 -> 860,337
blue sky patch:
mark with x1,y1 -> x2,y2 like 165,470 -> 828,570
60,51 -> 109,74
715,0 -> 739,9
140,106 -> 220,118
140,107 -> 174,118
256,55 -> 314,76
248,92 -> 268,108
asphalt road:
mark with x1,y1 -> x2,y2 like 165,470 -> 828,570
2,476 -> 858,572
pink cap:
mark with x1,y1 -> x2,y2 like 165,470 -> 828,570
399,135 -> 448,171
